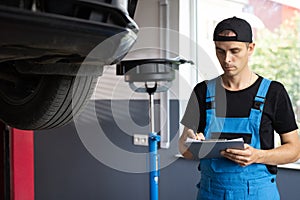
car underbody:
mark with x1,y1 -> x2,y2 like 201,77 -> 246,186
0,0 -> 138,130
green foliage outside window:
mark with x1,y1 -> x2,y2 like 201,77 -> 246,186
251,13 -> 300,123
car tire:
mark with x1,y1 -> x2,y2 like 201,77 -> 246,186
0,74 -> 97,130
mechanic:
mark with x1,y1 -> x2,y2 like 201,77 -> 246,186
178,16 -> 300,200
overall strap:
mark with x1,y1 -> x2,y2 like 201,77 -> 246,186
253,78 -> 272,111
204,78 -> 217,138
205,78 -> 217,108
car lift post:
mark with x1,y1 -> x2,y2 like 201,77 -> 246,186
0,122 -> 34,200
117,58 -> 192,200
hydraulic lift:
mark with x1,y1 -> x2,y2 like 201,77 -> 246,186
117,57 -> 192,200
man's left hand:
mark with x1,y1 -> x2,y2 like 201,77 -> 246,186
220,144 -> 262,166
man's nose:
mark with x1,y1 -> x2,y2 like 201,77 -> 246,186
225,52 -> 232,63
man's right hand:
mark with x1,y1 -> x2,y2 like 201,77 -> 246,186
178,127 -> 205,159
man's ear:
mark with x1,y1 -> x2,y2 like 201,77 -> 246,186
248,43 -> 255,55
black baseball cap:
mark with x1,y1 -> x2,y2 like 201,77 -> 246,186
213,17 -> 253,43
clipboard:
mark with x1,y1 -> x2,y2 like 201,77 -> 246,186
186,138 -> 245,159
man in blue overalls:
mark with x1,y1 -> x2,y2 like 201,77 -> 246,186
179,17 -> 300,200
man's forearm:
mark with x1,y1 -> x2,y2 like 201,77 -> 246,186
178,127 -> 196,159
257,142 -> 300,165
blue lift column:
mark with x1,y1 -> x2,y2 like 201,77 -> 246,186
149,133 -> 160,200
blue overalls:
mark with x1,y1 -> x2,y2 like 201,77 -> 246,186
197,78 -> 280,200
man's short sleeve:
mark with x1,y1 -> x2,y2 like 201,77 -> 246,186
180,90 -> 200,133
270,82 -> 298,134
181,82 -> 207,133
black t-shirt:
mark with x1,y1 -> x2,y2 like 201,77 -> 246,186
181,76 -> 298,174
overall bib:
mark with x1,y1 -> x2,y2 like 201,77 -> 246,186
197,78 -> 280,200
